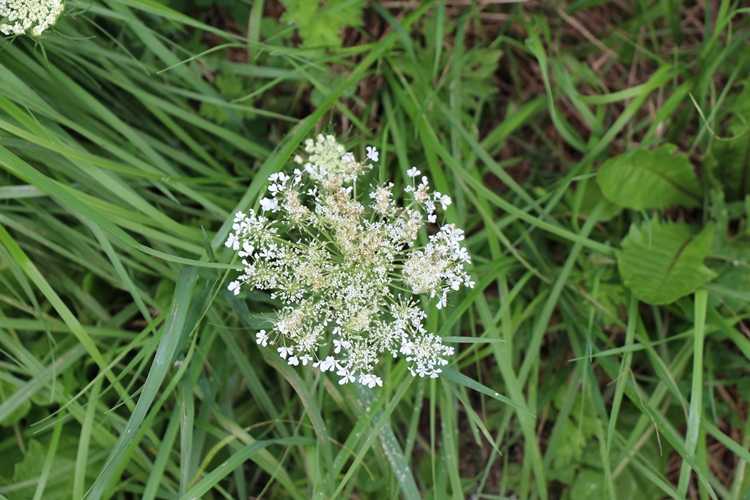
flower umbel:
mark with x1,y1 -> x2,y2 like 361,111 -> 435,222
0,0 -> 63,36
226,135 -> 473,385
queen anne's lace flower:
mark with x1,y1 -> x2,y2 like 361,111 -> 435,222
0,0 -> 63,36
226,135 -> 474,385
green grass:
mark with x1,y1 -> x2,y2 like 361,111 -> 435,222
0,0 -> 750,499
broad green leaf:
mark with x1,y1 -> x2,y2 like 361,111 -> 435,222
597,144 -> 702,210
617,218 -> 716,304
573,179 -> 621,222
570,467 -> 643,500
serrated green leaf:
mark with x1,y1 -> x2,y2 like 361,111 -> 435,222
389,13 -> 502,111
200,73 -> 252,125
7,434 -> 84,500
705,77 -> 750,202
570,467 -> 642,500
708,188 -> 729,252
597,144 -> 702,210
570,468 -> 607,500
617,218 -> 716,305
0,380 -> 30,427
280,0 -> 365,49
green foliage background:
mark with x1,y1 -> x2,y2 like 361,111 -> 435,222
0,1 -> 749,499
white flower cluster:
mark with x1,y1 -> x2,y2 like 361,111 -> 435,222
226,135 -> 474,386
0,0 -> 64,36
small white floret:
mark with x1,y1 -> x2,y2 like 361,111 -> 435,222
239,241 -> 254,257
366,146 -> 379,162
260,197 -> 278,212
337,367 -> 356,385
333,339 -> 350,354
225,233 -> 239,250
435,193 -> 452,210
313,356 -> 336,372
277,346 -> 293,359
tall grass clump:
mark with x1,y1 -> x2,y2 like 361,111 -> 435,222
0,1 -> 750,499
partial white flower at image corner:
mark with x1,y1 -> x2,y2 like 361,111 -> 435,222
0,0 -> 64,36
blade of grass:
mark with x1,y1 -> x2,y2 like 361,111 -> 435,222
330,375 -> 413,500
31,408 -> 65,500
179,376 -> 194,498
86,266 -> 197,500
345,380 -> 421,500
73,374 -> 104,500
475,294 -> 547,500
678,289 -> 708,496
605,293 -> 639,457
177,437 -> 312,500
211,0 -> 438,249
141,405 -> 181,500
261,352 -> 334,491
0,224 -> 140,411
